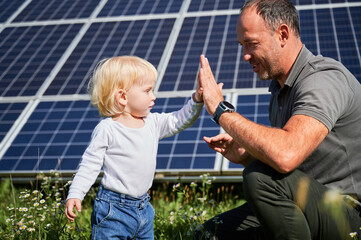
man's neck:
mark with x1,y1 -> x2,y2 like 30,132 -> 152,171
277,41 -> 303,87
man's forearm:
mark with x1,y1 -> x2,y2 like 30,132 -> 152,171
218,111 -> 325,173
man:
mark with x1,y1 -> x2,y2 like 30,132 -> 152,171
195,0 -> 361,239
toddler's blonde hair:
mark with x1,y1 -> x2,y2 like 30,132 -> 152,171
88,56 -> 157,117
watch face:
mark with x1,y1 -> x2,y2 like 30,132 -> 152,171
222,101 -> 234,109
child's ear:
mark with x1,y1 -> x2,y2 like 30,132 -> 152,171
116,89 -> 127,106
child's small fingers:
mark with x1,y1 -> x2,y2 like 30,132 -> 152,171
65,207 -> 76,221
75,201 -> 82,212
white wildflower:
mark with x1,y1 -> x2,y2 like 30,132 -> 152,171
350,232 -> 357,238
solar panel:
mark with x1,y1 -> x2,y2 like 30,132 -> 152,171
0,100 -> 98,171
44,19 -> 175,95
0,24 -> 82,97
0,0 -> 361,178
160,15 -> 254,92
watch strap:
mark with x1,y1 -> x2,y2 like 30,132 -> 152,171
212,101 -> 235,124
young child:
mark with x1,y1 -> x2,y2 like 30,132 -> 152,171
65,56 -> 203,239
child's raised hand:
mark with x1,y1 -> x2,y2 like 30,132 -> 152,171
194,70 -> 204,103
65,198 -> 82,221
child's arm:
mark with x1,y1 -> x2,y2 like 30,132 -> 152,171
65,198 -> 82,221
157,96 -> 203,139
65,121 -> 110,213
156,73 -> 206,139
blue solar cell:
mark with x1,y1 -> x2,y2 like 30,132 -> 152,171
228,161 -> 244,169
65,144 -> 88,156
59,158 -> 81,170
193,157 -> 215,169
0,160 -> 17,171
0,102 -> 26,143
38,157 -> 58,170
156,157 -> 169,169
158,143 -> 173,155
169,156 -> 192,169
174,143 -> 196,154
73,132 -> 93,142
196,144 -> 216,154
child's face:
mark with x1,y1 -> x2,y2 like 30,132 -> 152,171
125,78 -> 156,118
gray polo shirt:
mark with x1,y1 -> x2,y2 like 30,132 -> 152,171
269,46 -> 361,200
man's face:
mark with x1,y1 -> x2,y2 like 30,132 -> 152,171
236,7 -> 282,81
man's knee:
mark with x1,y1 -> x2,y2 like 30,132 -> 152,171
243,160 -> 286,203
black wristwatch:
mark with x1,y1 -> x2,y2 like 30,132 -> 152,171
212,101 -> 235,124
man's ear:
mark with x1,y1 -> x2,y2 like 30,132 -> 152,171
278,24 -> 290,47
116,89 -> 127,106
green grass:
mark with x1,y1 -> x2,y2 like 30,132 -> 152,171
0,172 -> 245,239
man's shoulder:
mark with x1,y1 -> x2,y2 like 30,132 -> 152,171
307,55 -> 345,72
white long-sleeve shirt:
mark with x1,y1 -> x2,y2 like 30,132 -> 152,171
67,98 -> 203,200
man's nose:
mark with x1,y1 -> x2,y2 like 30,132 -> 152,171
242,48 -> 252,62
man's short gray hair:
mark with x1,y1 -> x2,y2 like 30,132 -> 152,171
241,0 -> 300,38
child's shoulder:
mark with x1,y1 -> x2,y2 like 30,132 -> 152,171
146,111 -> 165,122
93,118 -> 113,132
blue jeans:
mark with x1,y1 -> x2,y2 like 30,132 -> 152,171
91,185 -> 155,240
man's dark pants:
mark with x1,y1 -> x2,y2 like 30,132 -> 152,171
195,160 -> 361,240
